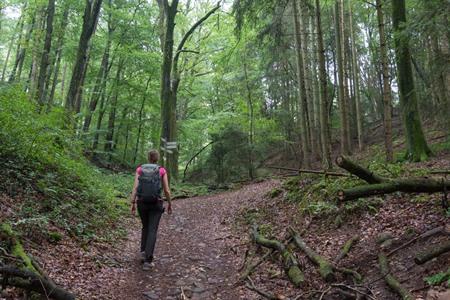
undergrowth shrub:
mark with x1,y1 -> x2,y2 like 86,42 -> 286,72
0,85 -> 129,241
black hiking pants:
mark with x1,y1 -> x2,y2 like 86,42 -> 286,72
137,200 -> 164,262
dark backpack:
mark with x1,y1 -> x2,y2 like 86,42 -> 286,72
137,164 -> 161,203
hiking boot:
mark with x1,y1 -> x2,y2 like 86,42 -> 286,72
142,261 -> 155,271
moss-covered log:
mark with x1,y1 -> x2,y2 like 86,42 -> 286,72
0,223 -> 75,300
335,235 -> 359,263
0,223 -> 37,272
0,266 -> 75,300
378,253 -> 413,300
335,156 -> 385,184
414,240 -> 450,265
251,225 -> 304,286
338,178 -> 450,201
289,228 -> 335,282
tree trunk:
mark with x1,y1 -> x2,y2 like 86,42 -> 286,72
113,105 -> 129,152
158,0 -> 178,178
158,0 -> 220,180
27,8 -> 45,95
83,8 -> 113,133
349,2 -> 363,151
92,89 -> 109,153
310,11 -> 322,160
335,0 -> 351,155
336,155 -> 385,184
293,0 -> 311,168
243,61 -> 255,180
299,1 -> 317,160
133,78 -> 151,164
336,156 -> 450,201
104,59 -> 124,155
46,6 -> 69,111
36,0 -> 55,108
9,11 -> 34,83
0,4 -> 24,82
376,0 -> 394,162
391,0 -> 431,162
315,0 -> 332,169
65,0 -> 103,114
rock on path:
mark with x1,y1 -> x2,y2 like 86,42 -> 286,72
115,180 -> 277,300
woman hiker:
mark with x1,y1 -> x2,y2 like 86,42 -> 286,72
131,149 -> 172,270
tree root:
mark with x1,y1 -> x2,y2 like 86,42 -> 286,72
387,226 -> 444,257
289,228 -> 335,282
245,276 -> 285,300
0,223 -> 75,300
335,235 -> 359,263
378,253 -> 413,300
0,266 -> 75,300
251,225 -> 304,287
414,240 -> 450,265
289,228 -> 362,282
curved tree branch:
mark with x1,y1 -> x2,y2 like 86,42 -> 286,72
172,2 -> 221,76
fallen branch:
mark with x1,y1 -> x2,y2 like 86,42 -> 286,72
335,235 -> 359,263
289,228 -> 335,282
338,178 -> 450,201
336,156 -> 450,201
0,266 -> 75,300
240,250 -> 273,280
378,254 -> 413,300
414,240 -> 450,265
289,228 -> 362,282
429,170 -> 450,175
331,284 -> 376,300
246,276 -> 285,300
335,156 -> 385,184
251,225 -> 304,287
334,266 -> 363,282
266,166 -> 349,177
387,226 -> 444,257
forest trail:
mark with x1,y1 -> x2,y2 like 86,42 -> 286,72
114,180 -> 278,300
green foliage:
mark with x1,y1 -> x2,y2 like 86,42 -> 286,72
268,188 -> 282,198
0,86 -> 128,241
424,268 -> 450,287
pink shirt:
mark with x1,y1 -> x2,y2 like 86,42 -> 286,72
136,166 -> 167,178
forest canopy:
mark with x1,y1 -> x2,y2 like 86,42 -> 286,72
0,0 -> 448,183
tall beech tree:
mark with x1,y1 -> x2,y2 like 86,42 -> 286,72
391,0 -> 431,161
65,0 -> 103,114
315,0 -> 332,169
376,0 -> 393,162
36,0 -> 55,108
335,0 -> 351,155
157,0 -> 220,179
292,0 -> 311,168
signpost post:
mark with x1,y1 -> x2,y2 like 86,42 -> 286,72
160,137 -> 177,168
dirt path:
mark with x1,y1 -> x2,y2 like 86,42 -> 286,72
114,180 -> 277,300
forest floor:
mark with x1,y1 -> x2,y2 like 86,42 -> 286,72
18,180 -> 278,300
22,158 -> 449,300
2,136 -> 449,300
